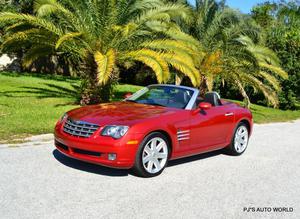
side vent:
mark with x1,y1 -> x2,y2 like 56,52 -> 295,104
177,130 -> 190,141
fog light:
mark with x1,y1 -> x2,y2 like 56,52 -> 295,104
108,153 -> 117,161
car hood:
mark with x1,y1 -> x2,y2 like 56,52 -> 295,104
67,101 -> 180,126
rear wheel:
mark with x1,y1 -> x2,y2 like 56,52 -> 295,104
133,132 -> 169,177
226,122 -> 249,156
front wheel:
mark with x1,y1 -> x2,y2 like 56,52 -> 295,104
133,132 -> 169,177
226,122 -> 249,156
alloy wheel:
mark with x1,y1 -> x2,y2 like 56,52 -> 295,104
234,126 -> 248,153
142,137 -> 168,174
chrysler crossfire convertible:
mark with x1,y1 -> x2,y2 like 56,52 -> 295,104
54,84 -> 253,177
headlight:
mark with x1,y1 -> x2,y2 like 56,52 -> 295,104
60,113 -> 68,122
101,125 -> 129,139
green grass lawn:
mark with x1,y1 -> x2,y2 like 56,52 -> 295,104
0,72 -> 80,142
250,103 -> 300,123
235,101 -> 300,124
1,71 -> 300,142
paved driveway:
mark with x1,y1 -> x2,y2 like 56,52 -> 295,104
0,121 -> 299,219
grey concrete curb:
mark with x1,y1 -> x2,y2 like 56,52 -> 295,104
0,134 -> 54,148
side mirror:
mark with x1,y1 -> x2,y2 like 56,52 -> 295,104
124,92 -> 132,99
199,102 -> 212,110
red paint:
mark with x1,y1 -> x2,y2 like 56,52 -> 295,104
199,102 -> 212,110
54,100 -> 252,169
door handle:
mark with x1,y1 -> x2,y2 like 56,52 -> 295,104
225,112 -> 234,116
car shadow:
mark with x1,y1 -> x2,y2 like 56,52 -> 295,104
52,149 -> 130,177
53,149 -> 223,177
167,150 -> 222,167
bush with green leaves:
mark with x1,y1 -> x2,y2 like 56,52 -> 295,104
251,1 -> 300,109
0,0 -> 34,13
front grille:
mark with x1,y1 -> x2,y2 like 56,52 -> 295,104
55,140 -> 69,151
73,148 -> 101,157
63,118 -> 99,138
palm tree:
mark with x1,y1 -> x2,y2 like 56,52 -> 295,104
0,0 -> 200,104
220,35 -> 288,108
177,0 -> 288,108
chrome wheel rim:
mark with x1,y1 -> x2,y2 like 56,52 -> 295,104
234,126 -> 248,153
142,137 -> 168,174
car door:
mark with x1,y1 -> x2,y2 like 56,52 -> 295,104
189,104 -> 235,150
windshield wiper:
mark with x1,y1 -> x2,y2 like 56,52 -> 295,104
147,103 -> 165,107
125,99 -> 137,103
126,100 -> 164,107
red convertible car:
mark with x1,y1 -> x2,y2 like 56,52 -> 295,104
55,84 -> 252,177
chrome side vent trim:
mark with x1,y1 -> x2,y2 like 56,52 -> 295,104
177,130 -> 190,141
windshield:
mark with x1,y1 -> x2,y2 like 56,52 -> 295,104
126,86 -> 194,109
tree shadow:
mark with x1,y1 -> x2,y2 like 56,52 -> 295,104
0,82 -> 80,105
22,83 -> 80,99
0,103 -> 9,107
1,81 -> 136,104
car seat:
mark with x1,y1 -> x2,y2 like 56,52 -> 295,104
204,92 -> 222,106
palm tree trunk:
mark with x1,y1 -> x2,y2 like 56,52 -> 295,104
80,78 -> 113,105
236,80 -> 251,108
206,75 -> 214,92
175,74 -> 183,85
199,74 -> 208,97
79,56 -> 114,105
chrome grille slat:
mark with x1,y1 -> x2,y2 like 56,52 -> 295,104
63,118 -> 99,138
64,125 -> 91,134
64,125 -> 96,133
65,120 -> 98,130
63,128 -> 90,138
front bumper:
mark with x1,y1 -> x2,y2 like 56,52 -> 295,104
54,122 -> 143,169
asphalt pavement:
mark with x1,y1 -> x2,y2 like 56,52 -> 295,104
0,120 -> 299,219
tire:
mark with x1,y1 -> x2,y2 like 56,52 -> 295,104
226,122 -> 249,156
132,132 -> 170,177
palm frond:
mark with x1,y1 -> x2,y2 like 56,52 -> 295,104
55,32 -> 83,49
125,49 -> 170,83
94,49 -> 116,85
2,29 -> 55,51
259,62 -> 288,79
166,28 -> 203,52
241,73 -> 279,107
23,45 -> 53,68
142,39 -> 198,60
0,12 -> 63,35
130,0 -> 164,13
4,22 -> 29,33
136,3 -> 192,24
34,0 -> 62,16
162,53 -> 200,86
258,71 -> 281,91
